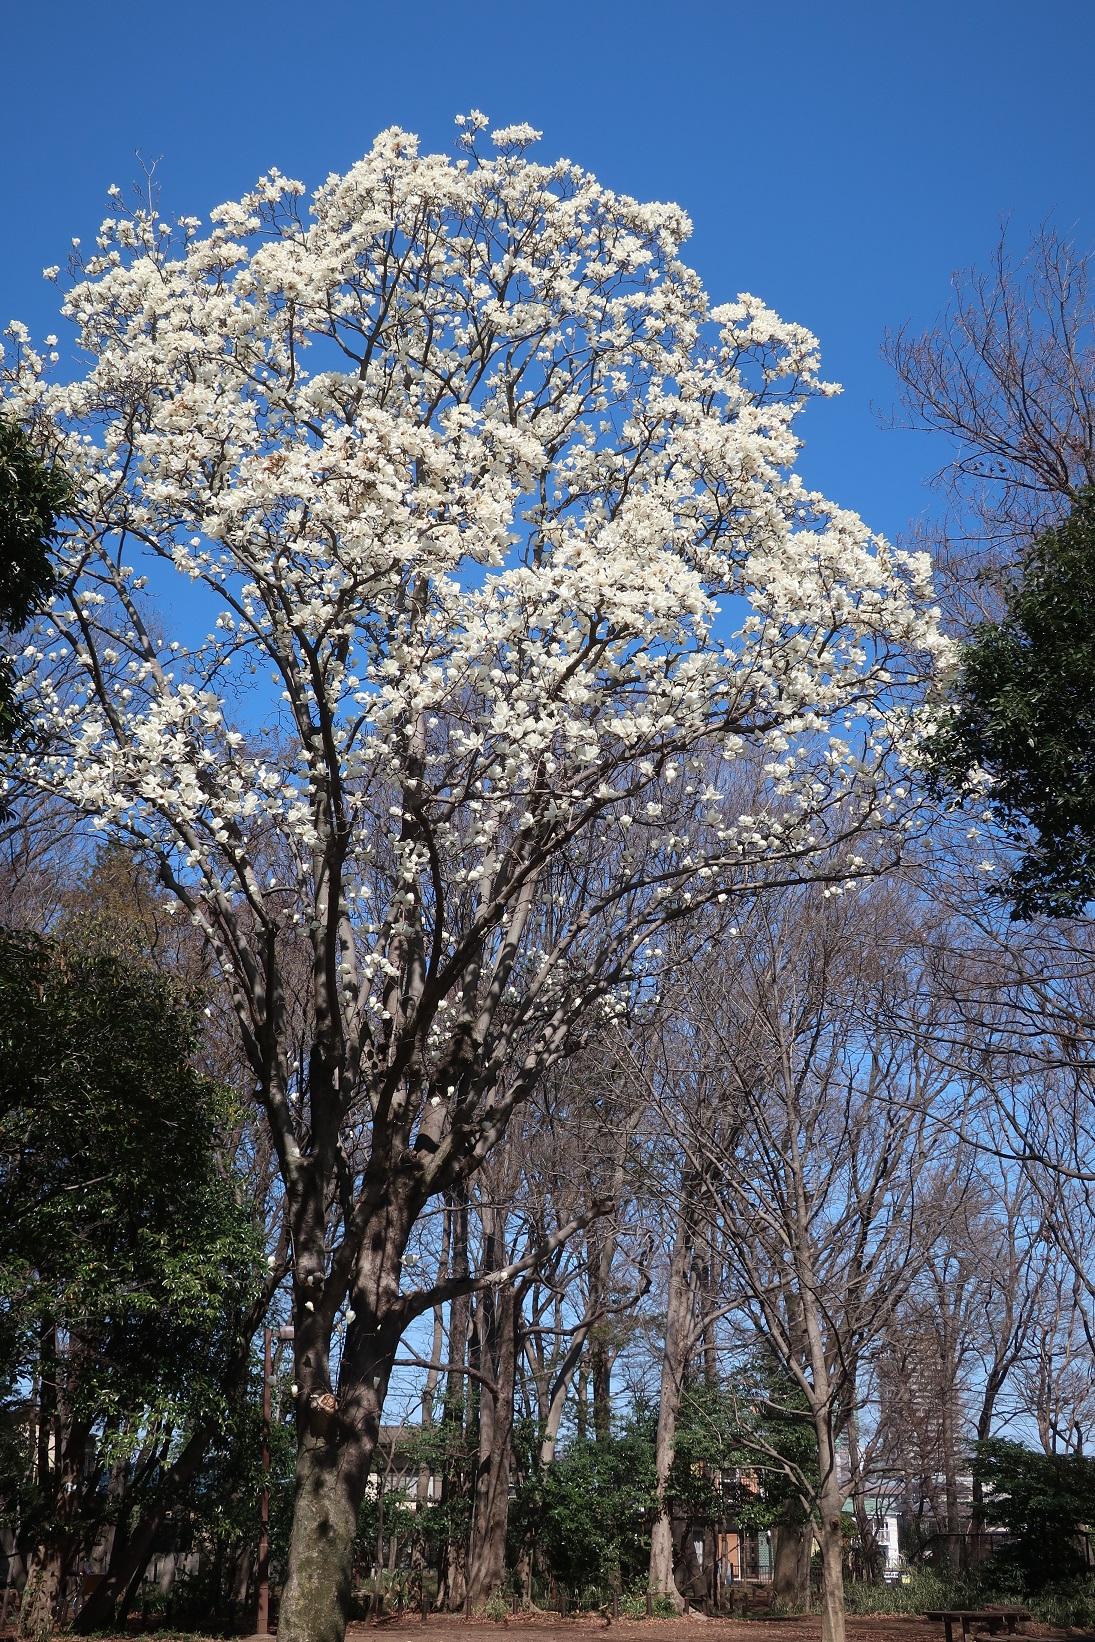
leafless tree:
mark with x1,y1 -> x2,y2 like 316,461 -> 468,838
648,883 -> 951,1642
886,224 -> 1094,622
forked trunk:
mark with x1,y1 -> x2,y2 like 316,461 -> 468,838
74,1423 -> 212,1631
278,1178 -> 412,1642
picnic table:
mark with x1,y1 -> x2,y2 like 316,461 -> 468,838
923,1608 -> 1030,1642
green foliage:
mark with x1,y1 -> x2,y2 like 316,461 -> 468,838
516,1413 -> 658,1590
157,1369 -> 296,1615
925,490 -> 1095,916
355,1481 -> 418,1575
512,1367 -> 815,1597
0,417 -> 68,742
399,1395 -> 476,1560
481,1589 -> 510,1622
0,925 -> 261,1549
974,1437 -> 1095,1584
619,1584 -> 679,1618
1022,1577 -> 1095,1629
846,1569 -> 1095,1630
843,1569 -> 967,1615
668,1365 -> 814,1533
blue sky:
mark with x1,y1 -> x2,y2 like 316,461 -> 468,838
3,0 -> 1093,548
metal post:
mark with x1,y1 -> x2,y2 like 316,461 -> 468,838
256,1325 -> 273,1636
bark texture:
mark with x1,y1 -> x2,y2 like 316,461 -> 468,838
647,1194 -> 695,1613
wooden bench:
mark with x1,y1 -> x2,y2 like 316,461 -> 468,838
923,1607 -> 1030,1642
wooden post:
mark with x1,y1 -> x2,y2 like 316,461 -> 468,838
256,1325 -> 273,1636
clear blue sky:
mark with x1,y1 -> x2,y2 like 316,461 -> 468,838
3,0 -> 1093,546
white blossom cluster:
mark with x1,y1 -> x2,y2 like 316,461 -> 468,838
2,117 -> 947,1153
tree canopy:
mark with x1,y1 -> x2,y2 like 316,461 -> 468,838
925,490 -> 1095,917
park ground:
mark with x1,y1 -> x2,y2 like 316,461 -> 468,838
7,1619 -> 1095,1642
336,1615 -> 1095,1642
330,1618 -> 1088,1642
334,1619 -> 1095,1642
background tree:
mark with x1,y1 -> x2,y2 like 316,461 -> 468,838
0,926 -> 261,1639
657,883 -> 948,1642
885,224 -> 1094,616
925,492 -> 1095,918
974,1438 -> 1095,1585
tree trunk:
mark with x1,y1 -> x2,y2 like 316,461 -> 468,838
939,1370 -> 962,1571
19,1406 -> 93,1639
845,1401 -> 880,1582
771,1520 -> 810,1611
465,1237 -> 518,1609
439,1191 -> 471,1612
280,1421 -> 374,1642
816,1478 -> 846,1642
590,1342 -> 611,1443
278,1177 -> 412,1642
588,1223 -> 615,1443
647,1194 -> 694,1613
19,1546 -> 63,1642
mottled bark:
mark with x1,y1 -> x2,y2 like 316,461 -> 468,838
19,1409 -> 90,1640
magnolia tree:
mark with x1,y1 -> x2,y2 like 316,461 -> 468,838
4,117 -> 943,1642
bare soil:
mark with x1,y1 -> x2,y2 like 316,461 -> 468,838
8,1614 -> 1092,1642
343,1617 -> 1094,1642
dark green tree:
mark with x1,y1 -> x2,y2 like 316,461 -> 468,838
0,925 -> 261,1636
926,490 -> 1095,917
0,418 -> 68,741
974,1438 -> 1095,1585
515,1410 -> 657,1593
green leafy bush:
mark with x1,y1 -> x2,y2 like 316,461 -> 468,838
843,1571 -> 972,1616
619,1584 -> 679,1618
975,1438 -> 1095,1584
